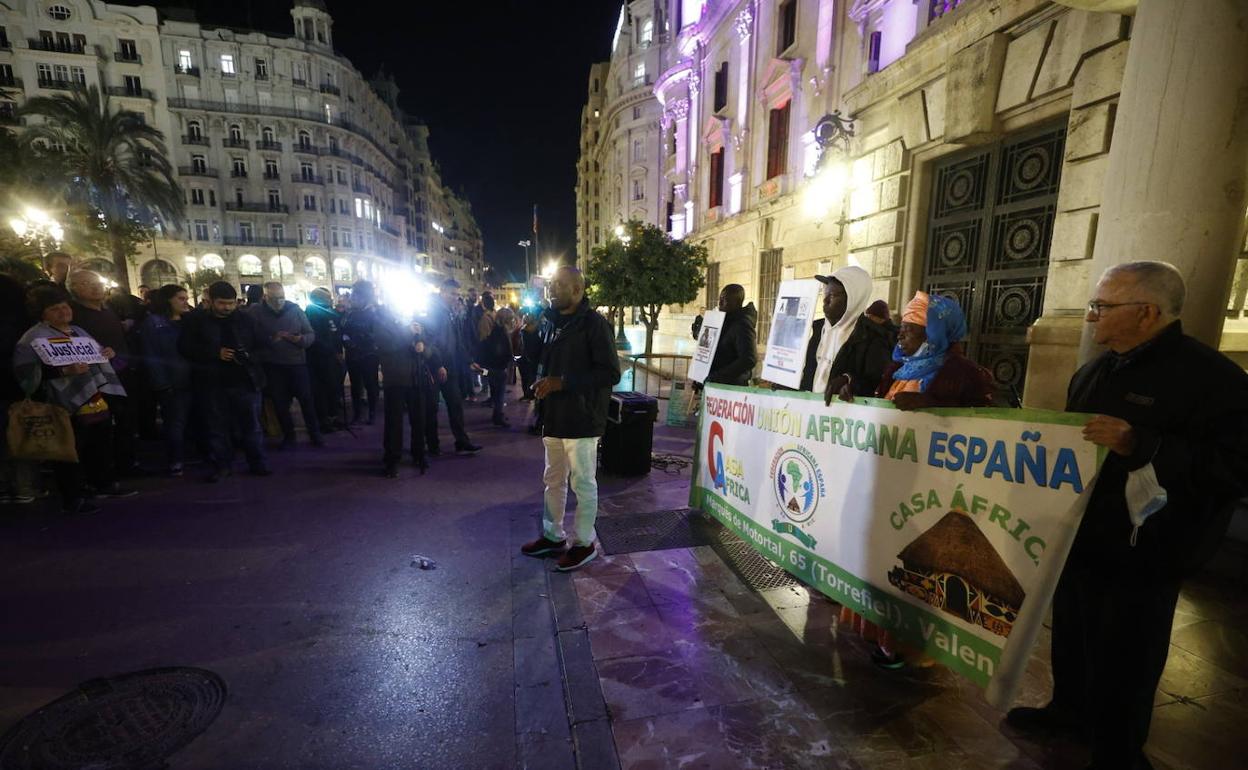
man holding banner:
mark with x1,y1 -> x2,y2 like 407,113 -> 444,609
1007,261 -> 1248,769
705,284 -> 757,387
797,265 -> 893,402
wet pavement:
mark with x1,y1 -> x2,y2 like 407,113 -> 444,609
1,383 -> 1247,769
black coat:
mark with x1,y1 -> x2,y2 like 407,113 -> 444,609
177,308 -> 266,390
341,305 -> 381,361
798,315 -> 895,395
537,298 -> 621,438
706,303 -> 757,386
420,300 -> 469,373
375,311 -> 438,389
306,302 -> 343,359
1066,322 -> 1248,579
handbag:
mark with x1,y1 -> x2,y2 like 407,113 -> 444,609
6,399 -> 78,463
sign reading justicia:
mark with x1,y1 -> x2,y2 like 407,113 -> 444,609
692,384 -> 1106,706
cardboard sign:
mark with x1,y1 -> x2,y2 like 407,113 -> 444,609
693,384 -> 1106,706
30,336 -> 109,367
760,279 -> 822,389
688,310 -> 725,384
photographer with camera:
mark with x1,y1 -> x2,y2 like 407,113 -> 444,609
377,309 -> 438,479
178,281 -> 270,482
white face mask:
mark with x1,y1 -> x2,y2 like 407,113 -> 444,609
1125,462 -> 1167,546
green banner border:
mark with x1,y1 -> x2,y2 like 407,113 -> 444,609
695,487 -> 1000,687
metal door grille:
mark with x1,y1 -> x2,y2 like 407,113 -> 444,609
923,124 -> 1066,397
757,248 -> 783,345
705,261 -> 721,310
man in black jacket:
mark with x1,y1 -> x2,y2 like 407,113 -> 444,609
520,266 -> 621,572
419,278 -> 481,456
306,288 -> 345,433
1006,261 -> 1248,769
796,266 -> 893,402
377,310 -> 437,478
177,281 -> 270,481
705,284 -> 757,386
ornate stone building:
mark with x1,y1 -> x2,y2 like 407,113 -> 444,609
0,0 -> 485,299
576,0 -> 1248,407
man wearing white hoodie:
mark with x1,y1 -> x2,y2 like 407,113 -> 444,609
798,265 -> 894,402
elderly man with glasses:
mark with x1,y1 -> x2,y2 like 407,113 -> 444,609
1006,261 -> 1248,770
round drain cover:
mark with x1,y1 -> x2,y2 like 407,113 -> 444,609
0,667 -> 226,770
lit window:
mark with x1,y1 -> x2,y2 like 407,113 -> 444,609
220,54 -> 235,75
354,197 -> 363,218
633,62 -> 645,84
641,19 -> 654,44
178,50 -> 193,71
48,5 -> 72,21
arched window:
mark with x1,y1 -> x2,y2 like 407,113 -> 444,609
262,126 -> 275,143
184,256 -> 197,274
332,258 -> 352,282
356,260 -> 369,279
237,254 -> 262,275
304,256 -> 327,281
269,255 -> 294,279
229,124 -> 242,142
48,5 -> 72,21
187,120 -> 202,140
298,129 -> 312,148
141,259 -> 178,287
641,19 -> 654,45
200,253 -> 225,271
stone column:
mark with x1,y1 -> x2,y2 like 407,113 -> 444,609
1078,0 -> 1248,361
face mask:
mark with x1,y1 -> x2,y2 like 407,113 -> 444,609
1125,462 -> 1167,547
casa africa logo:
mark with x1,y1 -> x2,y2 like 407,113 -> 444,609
769,446 -> 825,548
706,421 -> 751,504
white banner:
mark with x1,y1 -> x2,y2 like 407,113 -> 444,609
30,336 -> 109,367
693,384 -> 1105,705
689,310 -> 725,384
760,279 -> 822,389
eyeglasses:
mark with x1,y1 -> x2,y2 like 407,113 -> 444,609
1086,300 -> 1154,318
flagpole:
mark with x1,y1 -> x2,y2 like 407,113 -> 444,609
532,203 -> 539,283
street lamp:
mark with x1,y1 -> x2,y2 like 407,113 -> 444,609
518,239 -> 532,282
8,206 -> 65,255
541,259 -> 558,279
804,112 -> 857,242
610,224 -> 632,351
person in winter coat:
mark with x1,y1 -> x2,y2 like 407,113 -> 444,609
342,281 -> 382,425
178,281 -> 270,481
248,282 -> 321,449
13,284 -> 134,513
305,287 -> 345,433
138,284 -> 193,476
520,266 -> 621,572
477,307 -> 517,427
518,313 -> 541,401
377,310 -> 438,478
419,278 -> 481,456
1006,261 -> 1248,768
801,266 -> 895,402
704,284 -> 758,387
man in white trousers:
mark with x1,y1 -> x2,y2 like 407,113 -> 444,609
520,266 -> 621,571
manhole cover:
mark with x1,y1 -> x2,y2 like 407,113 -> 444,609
716,540 -> 802,591
0,667 -> 226,770
596,508 -> 721,554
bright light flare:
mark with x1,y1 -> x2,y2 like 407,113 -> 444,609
541,260 -> 558,279
803,161 -> 850,221
384,273 -> 435,320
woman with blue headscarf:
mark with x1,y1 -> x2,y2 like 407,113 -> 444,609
875,291 -> 994,411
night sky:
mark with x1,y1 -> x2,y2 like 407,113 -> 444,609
150,0 -> 623,282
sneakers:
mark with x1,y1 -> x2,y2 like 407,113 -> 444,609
520,536 -> 566,557
454,443 -> 482,456
97,483 -> 138,499
556,545 -> 598,572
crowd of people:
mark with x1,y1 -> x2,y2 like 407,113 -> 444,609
0,251 -> 557,512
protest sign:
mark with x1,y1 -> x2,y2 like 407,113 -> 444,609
760,279 -> 821,389
688,310 -> 725,384
30,336 -> 109,367
692,384 -> 1105,706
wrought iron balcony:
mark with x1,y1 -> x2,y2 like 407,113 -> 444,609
181,134 -> 210,146
223,137 -> 250,149
258,140 -> 282,152
0,75 -> 21,89
114,51 -> 141,64
178,165 -> 218,178
106,85 -> 155,100
225,202 -> 290,214
291,77 -> 308,87
262,170 -> 281,180
230,169 -> 248,178
223,235 -> 298,248
293,142 -> 320,155
174,65 -> 200,77
37,77 -> 76,91
29,38 -> 87,55
319,83 -> 340,96
292,173 -> 324,184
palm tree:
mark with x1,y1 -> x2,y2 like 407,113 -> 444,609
19,86 -> 183,292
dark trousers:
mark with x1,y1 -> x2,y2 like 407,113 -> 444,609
383,384 -> 425,467
102,391 -> 136,472
198,385 -> 266,472
1050,562 -> 1182,769
157,388 -> 192,466
264,363 -> 320,442
487,368 -> 506,420
518,359 -> 536,398
308,352 -> 343,431
52,416 -> 114,501
424,369 -> 472,450
347,354 -> 380,421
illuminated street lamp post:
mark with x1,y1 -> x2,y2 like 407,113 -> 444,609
612,224 -> 632,352
518,239 -> 532,283
8,206 -> 66,258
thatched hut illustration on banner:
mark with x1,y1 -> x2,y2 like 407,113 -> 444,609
887,510 -> 1025,638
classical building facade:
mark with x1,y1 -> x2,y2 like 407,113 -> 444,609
0,0 -> 485,299
577,0 -> 1248,407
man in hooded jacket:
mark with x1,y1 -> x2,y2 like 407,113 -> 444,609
705,284 -> 757,386
797,265 -> 893,402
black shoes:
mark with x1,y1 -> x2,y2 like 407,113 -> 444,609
520,537 -> 566,557
454,443 -> 482,456
556,544 -> 598,572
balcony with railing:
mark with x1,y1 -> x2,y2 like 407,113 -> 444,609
0,75 -> 21,89
262,170 -> 281,180
113,51 -> 141,64
319,83 -> 340,96
291,77 -> 308,87
293,142 -> 320,155
380,222 -> 401,238
222,137 -> 250,149
28,38 -> 87,55
255,72 -> 269,82
106,85 -> 155,100
174,65 -> 200,77
352,182 -> 372,195
181,134 -> 210,146
292,173 -> 324,185
37,77 -> 76,91
223,235 -> 298,247
258,139 -> 282,152
225,202 -> 290,214
230,169 -> 248,178
178,165 -> 219,178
